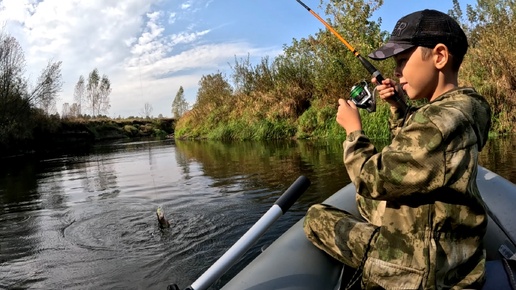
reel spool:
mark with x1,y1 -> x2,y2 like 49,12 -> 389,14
349,80 -> 376,113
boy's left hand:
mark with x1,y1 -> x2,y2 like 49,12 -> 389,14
336,98 -> 362,133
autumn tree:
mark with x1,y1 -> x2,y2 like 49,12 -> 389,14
195,73 -> 232,110
453,0 -> 516,132
85,68 -> 111,117
172,86 -> 189,119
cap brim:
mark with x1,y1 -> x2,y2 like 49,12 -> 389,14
368,42 -> 415,60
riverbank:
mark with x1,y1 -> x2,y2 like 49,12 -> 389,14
0,117 -> 175,159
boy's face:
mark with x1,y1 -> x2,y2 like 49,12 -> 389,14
393,47 -> 439,101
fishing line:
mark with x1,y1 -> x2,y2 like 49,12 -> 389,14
147,144 -> 167,228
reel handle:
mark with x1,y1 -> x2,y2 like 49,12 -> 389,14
371,72 -> 408,112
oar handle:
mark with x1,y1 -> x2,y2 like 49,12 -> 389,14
169,176 -> 311,290
276,175 -> 310,213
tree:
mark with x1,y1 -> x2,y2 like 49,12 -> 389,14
0,31 -> 32,152
62,102 -> 70,118
0,34 -> 25,93
31,60 -> 63,115
85,68 -> 111,117
195,73 -> 232,110
172,86 -> 189,119
453,0 -> 516,132
74,75 -> 85,116
141,102 -> 153,118
68,103 -> 80,118
0,31 -> 62,152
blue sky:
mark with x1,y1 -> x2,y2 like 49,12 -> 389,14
1,0 -> 475,118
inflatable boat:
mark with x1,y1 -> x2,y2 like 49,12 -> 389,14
220,166 -> 516,290
169,166 -> 516,289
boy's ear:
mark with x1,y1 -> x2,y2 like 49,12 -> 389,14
433,43 -> 449,69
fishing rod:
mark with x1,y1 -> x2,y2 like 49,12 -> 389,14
167,175 -> 311,290
294,0 -> 408,114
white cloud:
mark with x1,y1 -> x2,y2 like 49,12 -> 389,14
168,12 -> 177,24
170,30 -> 210,46
181,1 -> 192,10
112,41 -> 277,118
0,0 -> 36,23
1,0 -> 283,117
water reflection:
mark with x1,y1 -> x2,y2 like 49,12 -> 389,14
174,139 -> 353,210
0,136 -> 514,289
0,160 -> 41,274
479,136 -> 516,182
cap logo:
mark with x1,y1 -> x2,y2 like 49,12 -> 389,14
392,21 -> 408,37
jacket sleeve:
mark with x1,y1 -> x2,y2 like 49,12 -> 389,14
343,110 -> 445,201
388,106 -> 405,138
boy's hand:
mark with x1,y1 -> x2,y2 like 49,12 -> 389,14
336,98 -> 362,133
371,77 -> 402,108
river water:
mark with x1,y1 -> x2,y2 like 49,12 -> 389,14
1,137 -> 515,290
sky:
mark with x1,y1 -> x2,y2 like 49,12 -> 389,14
0,0 -> 475,118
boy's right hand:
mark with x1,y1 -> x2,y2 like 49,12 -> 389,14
371,77 -> 403,109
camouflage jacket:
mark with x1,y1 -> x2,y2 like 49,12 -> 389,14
343,88 -> 491,289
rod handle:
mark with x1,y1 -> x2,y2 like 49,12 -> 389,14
358,55 -> 408,113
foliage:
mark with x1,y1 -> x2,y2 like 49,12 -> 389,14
3,0 -> 516,154
0,30 -> 64,155
171,86 -> 189,119
453,0 -> 516,134
84,68 -> 111,117
30,60 -> 63,114
174,0 -> 516,140
296,102 -> 348,139
175,0 -> 390,140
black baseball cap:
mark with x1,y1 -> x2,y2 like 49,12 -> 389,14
368,9 -> 468,60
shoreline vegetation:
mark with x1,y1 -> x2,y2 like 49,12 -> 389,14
1,117 -> 175,158
174,0 -> 515,141
2,0 -> 515,158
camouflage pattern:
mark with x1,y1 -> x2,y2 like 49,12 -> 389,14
304,204 -> 378,268
304,88 -> 491,289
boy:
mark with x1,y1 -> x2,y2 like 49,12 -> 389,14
303,9 -> 491,289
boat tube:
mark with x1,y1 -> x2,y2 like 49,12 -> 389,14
221,166 -> 516,290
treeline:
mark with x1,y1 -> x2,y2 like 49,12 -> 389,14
63,69 -> 112,119
176,0 -> 515,140
0,31 -> 63,156
0,29 -> 115,157
2,0 -> 514,157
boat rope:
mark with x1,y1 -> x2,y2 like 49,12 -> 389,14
344,226 -> 380,290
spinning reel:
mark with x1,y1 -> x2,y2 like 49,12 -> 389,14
349,80 -> 376,113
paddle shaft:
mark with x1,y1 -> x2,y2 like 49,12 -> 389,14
186,175 -> 311,290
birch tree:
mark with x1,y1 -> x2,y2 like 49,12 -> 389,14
85,68 -> 111,116
74,75 -> 85,116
